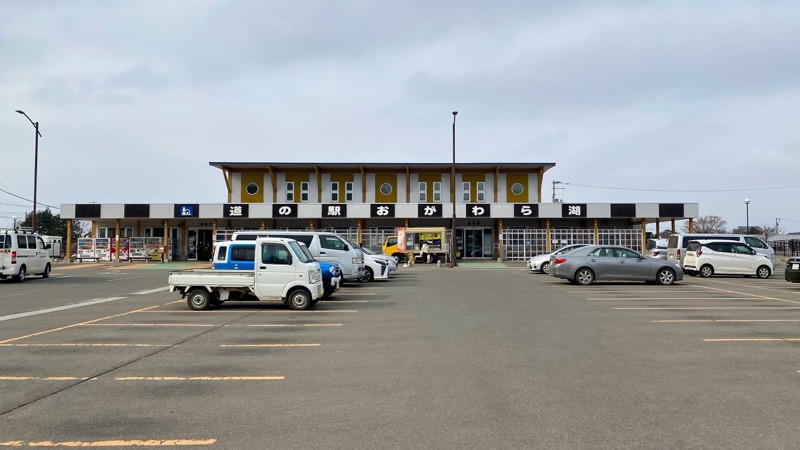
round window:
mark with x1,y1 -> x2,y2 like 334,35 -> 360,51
511,182 -> 524,195
245,183 -> 259,195
380,183 -> 393,195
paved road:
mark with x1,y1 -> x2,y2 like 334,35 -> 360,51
1,262 -> 799,448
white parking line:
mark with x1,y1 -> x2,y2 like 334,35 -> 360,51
131,286 -> 170,295
0,297 -> 128,323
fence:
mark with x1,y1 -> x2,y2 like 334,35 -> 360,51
502,228 -> 645,261
770,239 -> 800,257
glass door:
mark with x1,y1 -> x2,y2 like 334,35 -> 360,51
187,229 -> 198,261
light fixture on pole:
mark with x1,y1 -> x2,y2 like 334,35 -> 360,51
450,111 -> 458,268
15,110 -> 42,232
744,198 -> 750,234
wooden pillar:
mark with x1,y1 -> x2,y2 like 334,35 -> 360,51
593,219 -> 599,245
641,222 -> 647,254
260,219 -> 266,231
90,221 -> 96,238
66,220 -> 72,262
671,218 -> 676,235
308,219 -> 314,231
688,218 -> 694,233
545,218 -> 551,253
497,219 -> 504,261
656,221 -> 660,237
357,219 -> 363,246
163,220 -> 169,262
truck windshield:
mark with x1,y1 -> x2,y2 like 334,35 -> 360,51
288,241 -> 312,263
296,242 -> 316,261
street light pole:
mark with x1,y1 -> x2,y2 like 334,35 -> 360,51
15,110 -> 42,232
450,111 -> 458,268
744,198 -> 750,234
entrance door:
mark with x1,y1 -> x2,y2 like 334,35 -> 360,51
187,229 -> 198,261
461,228 -> 493,259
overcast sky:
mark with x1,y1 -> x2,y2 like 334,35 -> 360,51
2,1 -> 800,233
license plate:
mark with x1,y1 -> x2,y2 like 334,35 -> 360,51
793,264 -> 799,270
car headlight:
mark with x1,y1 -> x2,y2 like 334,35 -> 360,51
328,265 -> 336,274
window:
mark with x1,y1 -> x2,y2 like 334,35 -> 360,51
477,181 -> 485,202
17,235 -> 28,249
300,182 -> 309,202
27,236 -> 37,249
331,182 -> 339,203
320,235 -> 345,251
589,247 -> 614,257
617,248 -> 639,258
386,237 -> 397,247
216,246 -> 227,261
286,182 -> 294,202
419,182 -> 427,202
462,182 -> 470,202
511,182 -> 524,195
231,245 -> 256,262
262,243 -> 291,265
245,183 -> 259,195
732,243 -> 752,254
380,183 -> 392,195
745,237 -> 767,249
345,182 -> 354,202
433,182 -> 441,202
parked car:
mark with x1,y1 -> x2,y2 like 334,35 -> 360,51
786,257 -> 800,283
550,245 -> 683,285
667,233 -> 775,265
361,245 -> 397,278
649,239 -> 669,259
528,244 -> 589,274
682,240 -> 773,278
1,228 -> 53,282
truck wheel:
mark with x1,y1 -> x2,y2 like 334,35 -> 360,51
187,289 -> 211,310
287,289 -> 312,310
42,263 -> 51,278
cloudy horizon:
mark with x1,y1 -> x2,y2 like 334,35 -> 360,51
3,1 -> 799,233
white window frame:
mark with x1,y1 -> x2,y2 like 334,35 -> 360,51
433,181 -> 441,202
286,181 -> 295,202
331,181 -> 339,203
300,181 -> 309,203
462,181 -> 470,202
419,182 -> 427,202
345,181 -> 354,202
477,181 -> 486,202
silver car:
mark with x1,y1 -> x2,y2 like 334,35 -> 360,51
550,245 -> 683,285
528,244 -> 589,274
649,239 -> 669,259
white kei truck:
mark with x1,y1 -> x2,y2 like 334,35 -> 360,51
168,237 -> 323,311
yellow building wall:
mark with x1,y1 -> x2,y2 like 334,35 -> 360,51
506,173 -> 529,203
417,174 -> 442,202
240,173 -> 264,203
374,174 -> 398,203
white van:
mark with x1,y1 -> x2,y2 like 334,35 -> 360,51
231,231 -> 365,282
1,228 -> 53,282
667,233 -> 774,265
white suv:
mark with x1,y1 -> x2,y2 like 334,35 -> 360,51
1,228 -> 53,282
682,239 -> 772,279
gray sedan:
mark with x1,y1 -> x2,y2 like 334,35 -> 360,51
550,245 -> 683,285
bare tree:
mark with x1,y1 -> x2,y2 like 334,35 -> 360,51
758,222 -> 784,242
681,215 -> 728,233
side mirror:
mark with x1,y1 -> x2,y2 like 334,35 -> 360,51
45,243 -> 52,249
750,249 -> 756,255
343,245 -> 349,251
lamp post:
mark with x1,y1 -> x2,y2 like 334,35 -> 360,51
15,110 -> 41,232
450,111 -> 458,268
744,198 -> 750,234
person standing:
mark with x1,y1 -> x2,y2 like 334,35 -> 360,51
421,241 -> 430,264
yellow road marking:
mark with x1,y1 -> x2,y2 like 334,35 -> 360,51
0,439 -> 215,447
0,377 -> 91,381
0,305 -> 162,345
138,310 -> 358,313
615,306 -> 800,310
587,297 -> 755,301
115,376 -> 283,381
704,338 -> 800,342
82,323 -> 343,327
653,319 -> 800,323
219,343 -> 321,347
0,343 -> 168,347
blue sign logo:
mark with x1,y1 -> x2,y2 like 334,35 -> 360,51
179,206 -> 194,217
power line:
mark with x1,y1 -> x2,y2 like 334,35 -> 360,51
0,187 -> 59,209
562,182 -> 800,193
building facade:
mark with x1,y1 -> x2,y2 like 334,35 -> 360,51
60,162 -> 699,261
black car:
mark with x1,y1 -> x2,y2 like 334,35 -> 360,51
786,257 -> 800,283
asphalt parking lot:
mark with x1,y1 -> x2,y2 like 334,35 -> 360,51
1,261 -> 799,449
